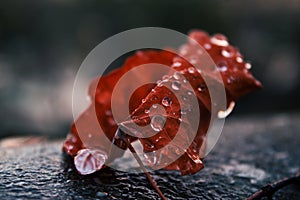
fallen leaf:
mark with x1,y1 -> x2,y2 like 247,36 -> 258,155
63,30 -> 261,175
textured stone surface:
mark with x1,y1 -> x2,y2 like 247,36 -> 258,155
0,114 -> 300,199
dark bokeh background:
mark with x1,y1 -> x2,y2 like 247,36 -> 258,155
0,0 -> 299,138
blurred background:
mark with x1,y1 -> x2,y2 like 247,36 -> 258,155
0,0 -> 299,138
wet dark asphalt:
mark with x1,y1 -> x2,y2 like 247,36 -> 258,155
1,114 -> 300,199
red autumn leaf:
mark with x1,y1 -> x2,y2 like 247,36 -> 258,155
63,50 -> 176,174
63,30 -> 261,175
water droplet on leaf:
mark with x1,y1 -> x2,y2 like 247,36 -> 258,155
172,62 -> 182,68
221,49 -> 234,58
162,75 -> 169,80
181,95 -> 188,101
173,71 -> 182,80
162,97 -> 172,107
172,81 -> 181,91
188,67 -> 195,74
152,104 -> 158,109
217,101 -> 235,118
219,65 -> 227,72
198,84 -> 206,92
144,109 -> 150,114
151,115 -> 165,132
236,56 -> 243,63
204,43 -> 211,49
211,34 -> 229,46
245,63 -> 252,69
227,76 -> 235,84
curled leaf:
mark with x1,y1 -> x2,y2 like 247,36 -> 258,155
63,30 -> 261,175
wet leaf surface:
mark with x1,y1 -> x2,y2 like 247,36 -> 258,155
63,30 -> 261,175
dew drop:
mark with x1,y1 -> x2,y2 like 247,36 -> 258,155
217,101 -> 235,118
236,56 -> 243,63
181,95 -> 188,101
227,76 -> 235,84
152,104 -> 158,109
211,34 -> 229,47
219,65 -> 227,72
156,80 -> 162,86
187,91 -> 193,96
172,62 -> 182,68
162,97 -> 172,107
245,63 -> 252,69
144,152 -> 158,165
188,67 -> 195,74
173,71 -> 182,80
221,49 -> 234,58
88,133 -> 92,138
150,115 -> 165,132
162,75 -> 170,80
192,156 -> 202,164
198,84 -> 206,92
142,99 -> 146,103
144,109 -> 150,114
171,81 -> 181,91
204,43 -> 211,49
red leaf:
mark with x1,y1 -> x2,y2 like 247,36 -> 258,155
63,50 -> 176,174
63,30 -> 261,175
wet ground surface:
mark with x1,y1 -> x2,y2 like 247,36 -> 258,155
1,114 -> 300,199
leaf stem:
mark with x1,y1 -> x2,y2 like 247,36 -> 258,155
117,129 -> 167,200
246,172 -> 300,200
